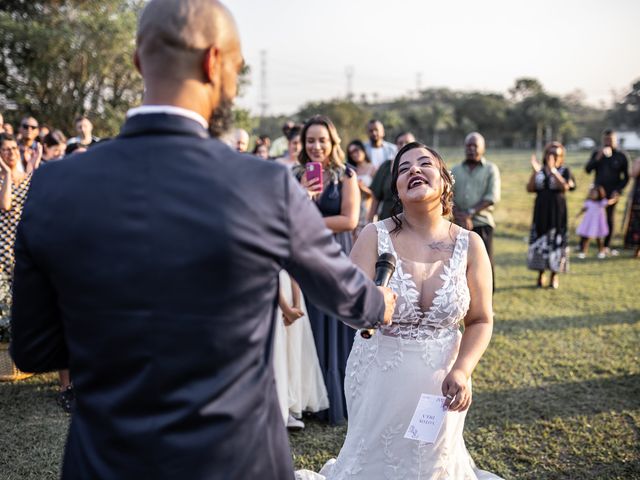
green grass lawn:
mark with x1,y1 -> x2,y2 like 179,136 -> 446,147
1,150 -> 638,479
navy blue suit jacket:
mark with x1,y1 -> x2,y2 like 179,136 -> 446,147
10,113 -> 384,479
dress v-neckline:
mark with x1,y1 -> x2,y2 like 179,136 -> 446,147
383,224 -> 461,317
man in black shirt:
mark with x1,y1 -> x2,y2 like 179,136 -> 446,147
585,129 -> 629,253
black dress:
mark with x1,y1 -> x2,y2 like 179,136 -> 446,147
624,176 -> 640,249
300,166 -> 356,425
527,167 -> 575,272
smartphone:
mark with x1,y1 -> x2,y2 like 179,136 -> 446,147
305,162 -> 323,192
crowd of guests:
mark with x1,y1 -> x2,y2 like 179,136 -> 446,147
0,114 -> 101,412
1,110 -> 639,428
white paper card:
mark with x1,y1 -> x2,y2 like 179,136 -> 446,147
403,394 -> 447,443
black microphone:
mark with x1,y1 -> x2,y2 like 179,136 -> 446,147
361,252 -> 396,339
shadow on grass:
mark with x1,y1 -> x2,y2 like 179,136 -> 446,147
518,459 -> 640,480
494,310 -> 640,335
470,373 -> 640,429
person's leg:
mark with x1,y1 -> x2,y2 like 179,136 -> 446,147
549,271 -> 559,289
537,270 -> 544,288
579,237 -> 588,253
57,369 -> 74,413
604,203 -> 616,248
473,225 -> 494,291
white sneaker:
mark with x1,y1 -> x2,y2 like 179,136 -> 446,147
576,252 -> 586,259
287,414 -> 305,431
610,249 -> 620,256
597,252 -> 606,259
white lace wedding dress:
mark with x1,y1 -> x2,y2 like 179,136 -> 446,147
297,221 -> 502,480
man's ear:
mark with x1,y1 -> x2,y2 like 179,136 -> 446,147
133,50 -> 142,74
202,46 -> 221,84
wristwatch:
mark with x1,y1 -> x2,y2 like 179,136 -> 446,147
467,207 -> 476,216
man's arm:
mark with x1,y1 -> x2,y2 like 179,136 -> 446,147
282,171 -> 385,329
585,150 -> 600,173
617,152 -> 630,192
10,180 -> 67,373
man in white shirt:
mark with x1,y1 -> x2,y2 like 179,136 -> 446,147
364,119 -> 397,169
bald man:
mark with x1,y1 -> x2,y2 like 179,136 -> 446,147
10,1 -> 394,479
451,132 -> 501,289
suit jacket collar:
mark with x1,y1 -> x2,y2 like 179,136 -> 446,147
119,113 -> 210,140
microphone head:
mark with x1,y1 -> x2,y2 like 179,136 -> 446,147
375,252 -> 396,271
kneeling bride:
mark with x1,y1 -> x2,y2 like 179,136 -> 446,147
297,143 -> 502,479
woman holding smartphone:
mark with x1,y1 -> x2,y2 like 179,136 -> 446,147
295,115 -> 360,425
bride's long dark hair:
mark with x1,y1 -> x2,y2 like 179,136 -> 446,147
389,142 -> 454,234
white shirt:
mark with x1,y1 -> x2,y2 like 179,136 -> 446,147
369,147 -> 386,168
126,105 -> 209,130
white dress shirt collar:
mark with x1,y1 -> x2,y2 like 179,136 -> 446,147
126,105 -> 209,130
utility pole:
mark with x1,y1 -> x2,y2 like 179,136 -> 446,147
259,50 -> 269,118
345,66 -> 354,101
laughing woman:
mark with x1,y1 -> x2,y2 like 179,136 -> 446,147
295,115 -> 360,425
297,142 -> 500,479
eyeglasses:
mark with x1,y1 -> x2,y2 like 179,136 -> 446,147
21,123 -> 38,130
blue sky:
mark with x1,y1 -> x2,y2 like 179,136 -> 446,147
228,0 -> 640,115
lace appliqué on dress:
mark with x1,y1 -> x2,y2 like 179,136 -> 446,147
373,222 -> 470,343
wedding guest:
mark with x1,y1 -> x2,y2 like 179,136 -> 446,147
576,185 -> 618,259
526,142 -> 576,288
364,119 -> 397,169
18,116 -> 40,171
452,132 -> 501,290
367,131 -> 415,223
273,270 -> 329,431
42,130 -> 68,164
233,128 -> 249,152
297,142 -> 499,479
346,140 -> 376,239
295,115 -> 360,425
623,157 -> 640,257
270,120 -> 295,158
67,116 -> 100,148
275,125 -> 302,169
585,129 -> 629,255
252,142 -> 269,160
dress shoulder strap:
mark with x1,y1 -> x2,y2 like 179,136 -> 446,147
374,221 -> 397,258
452,228 -> 470,272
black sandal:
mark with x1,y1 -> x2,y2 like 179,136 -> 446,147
57,385 -> 75,414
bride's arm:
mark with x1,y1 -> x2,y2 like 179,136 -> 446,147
442,230 -> 494,412
349,222 -> 378,280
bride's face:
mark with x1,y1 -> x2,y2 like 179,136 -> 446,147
396,148 -> 444,206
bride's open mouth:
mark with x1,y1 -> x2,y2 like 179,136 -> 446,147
408,175 -> 429,190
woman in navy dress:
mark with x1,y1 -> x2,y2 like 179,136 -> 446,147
295,115 -> 360,424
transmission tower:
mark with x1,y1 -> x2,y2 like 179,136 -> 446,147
259,50 -> 269,117
345,66 -> 354,100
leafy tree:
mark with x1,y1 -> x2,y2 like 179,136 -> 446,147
0,1 -> 145,137
608,79 -> 640,129
296,100 -> 370,146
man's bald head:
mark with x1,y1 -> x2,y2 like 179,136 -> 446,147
137,0 -> 240,78
464,132 -> 486,163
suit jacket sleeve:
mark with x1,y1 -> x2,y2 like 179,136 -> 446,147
282,170 -> 385,329
10,174 -> 68,373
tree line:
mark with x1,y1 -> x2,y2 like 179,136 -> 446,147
1,1 -> 638,147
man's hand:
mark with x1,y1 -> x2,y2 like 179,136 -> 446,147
377,286 -> 397,325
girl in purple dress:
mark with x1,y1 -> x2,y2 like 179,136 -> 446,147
576,185 -> 619,259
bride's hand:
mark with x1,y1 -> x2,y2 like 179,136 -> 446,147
441,368 -> 471,411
